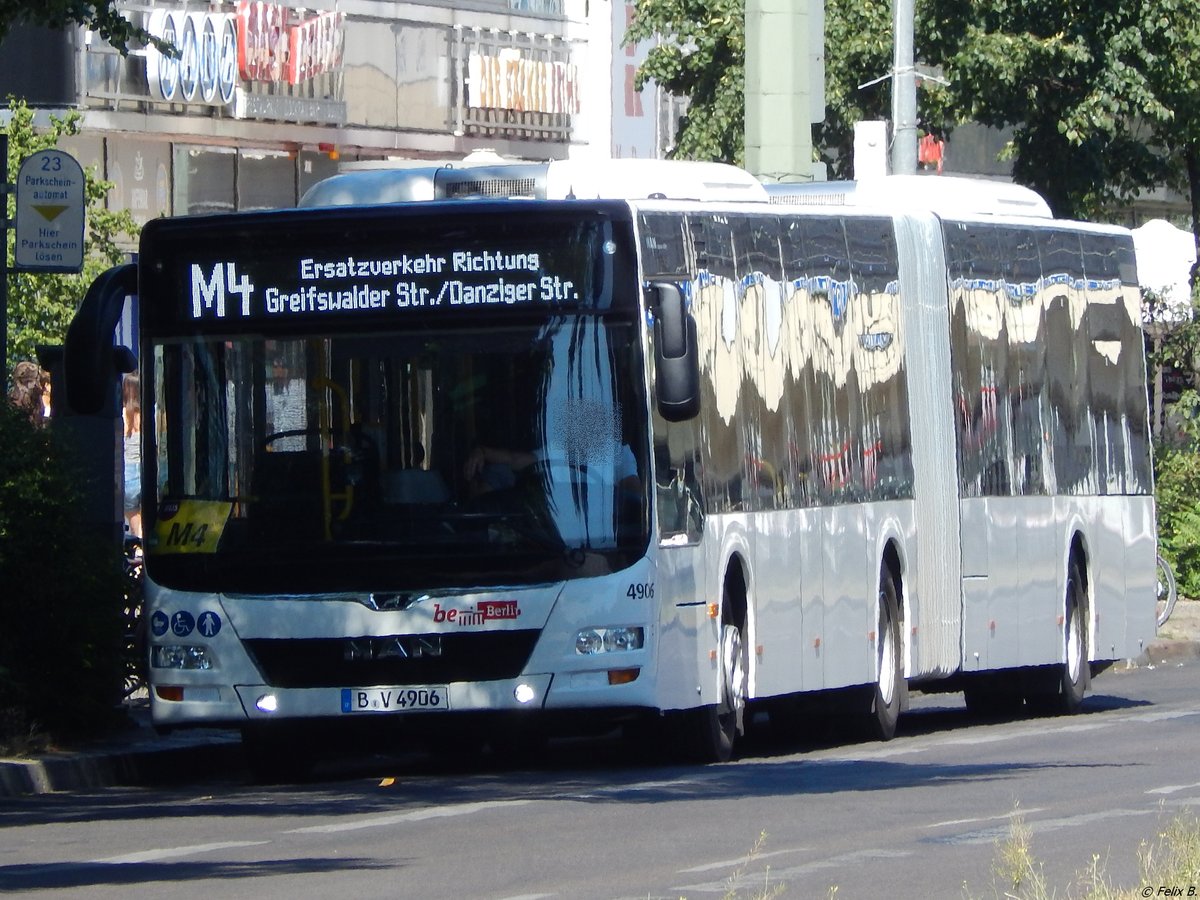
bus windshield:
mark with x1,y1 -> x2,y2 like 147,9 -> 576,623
145,314 -> 648,594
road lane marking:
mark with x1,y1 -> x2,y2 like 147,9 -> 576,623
928,808 -> 1154,846
678,846 -> 808,873
1147,782 -> 1200,795
1134,708 -> 1200,723
1166,797 -> 1200,809
924,808 -> 1046,830
674,848 -> 909,894
285,799 -> 532,834
562,775 -> 720,802
808,703 -> 1200,762
93,841 -> 271,864
598,776 -> 717,793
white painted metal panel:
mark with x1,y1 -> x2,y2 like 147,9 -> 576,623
959,499 -> 992,670
1016,497 -> 1061,666
1124,496 -> 1158,659
653,538 -> 710,711
751,510 -> 808,698
983,497 -> 1023,670
961,579 -> 990,671
1090,497 -> 1129,663
820,505 -> 873,689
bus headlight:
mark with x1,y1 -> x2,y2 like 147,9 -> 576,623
575,626 -> 644,655
151,645 -> 216,670
514,683 -> 537,704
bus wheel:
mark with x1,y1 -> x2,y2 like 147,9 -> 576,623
685,615 -> 746,763
870,570 -> 903,741
1029,563 -> 1087,715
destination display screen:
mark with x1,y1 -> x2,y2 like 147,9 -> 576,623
139,201 -> 637,333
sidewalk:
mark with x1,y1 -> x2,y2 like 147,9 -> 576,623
3,602 -> 1198,798
0,699 -> 242,798
1142,595 -> 1200,666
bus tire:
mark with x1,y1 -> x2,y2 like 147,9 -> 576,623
1029,562 -> 1088,715
870,569 -> 904,741
683,613 -> 747,763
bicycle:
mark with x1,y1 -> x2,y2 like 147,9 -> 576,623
121,536 -> 148,699
1156,553 -> 1178,630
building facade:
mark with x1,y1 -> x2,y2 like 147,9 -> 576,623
1,0 -> 663,220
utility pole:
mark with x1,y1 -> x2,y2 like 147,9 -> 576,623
891,0 -> 917,175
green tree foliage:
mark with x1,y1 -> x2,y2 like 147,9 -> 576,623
1149,308 -> 1200,598
628,0 -> 1200,229
819,0 -> 1200,221
1124,1 -> 1200,282
0,0 -> 161,54
4,97 -> 139,367
927,0 -> 1174,219
624,0 -> 745,164
813,0 -> 893,180
1152,402 -> 1200,601
1155,445 -> 1200,599
0,402 -> 127,745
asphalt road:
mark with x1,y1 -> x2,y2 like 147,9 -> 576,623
3,658 -> 1200,899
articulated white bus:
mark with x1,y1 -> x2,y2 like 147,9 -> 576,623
68,160 -> 1156,775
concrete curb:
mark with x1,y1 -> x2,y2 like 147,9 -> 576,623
0,733 -> 243,798
1137,638 -> 1200,667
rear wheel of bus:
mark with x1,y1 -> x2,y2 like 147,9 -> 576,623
870,567 -> 904,741
1027,560 -> 1088,715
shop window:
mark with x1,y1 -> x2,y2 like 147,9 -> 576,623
174,146 -> 235,216
239,150 -> 297,211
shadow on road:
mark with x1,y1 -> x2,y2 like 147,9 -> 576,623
0,686 -> 1156,836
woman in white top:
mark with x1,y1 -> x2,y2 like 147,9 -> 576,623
122,372 -> 142,538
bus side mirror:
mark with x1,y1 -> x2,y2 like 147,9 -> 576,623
64,264 -> 138,415
651,282 -> 700,421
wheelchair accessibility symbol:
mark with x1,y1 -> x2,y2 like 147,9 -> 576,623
171,610 -> 195,637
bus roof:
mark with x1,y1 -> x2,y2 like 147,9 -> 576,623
300,158 -> 770,207
765,175 -> 1054,219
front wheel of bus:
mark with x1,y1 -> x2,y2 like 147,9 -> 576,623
870,570 -> 904,741
682,615 -> 747,763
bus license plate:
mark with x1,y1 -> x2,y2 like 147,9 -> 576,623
340,686 -> 449,713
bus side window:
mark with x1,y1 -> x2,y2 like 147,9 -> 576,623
653,422 -> 704,543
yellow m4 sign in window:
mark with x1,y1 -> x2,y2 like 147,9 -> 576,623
152,500 -> 232,554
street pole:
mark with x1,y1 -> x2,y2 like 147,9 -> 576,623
891,0 -> 917,175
